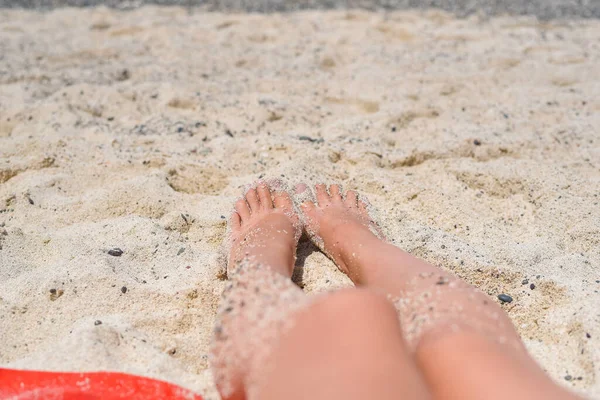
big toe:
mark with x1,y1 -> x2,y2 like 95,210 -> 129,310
294,183 -> 308,194
300,201 -> 318,221
257,183 -> 274,210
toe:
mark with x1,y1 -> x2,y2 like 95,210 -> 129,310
344,190 -> 358,208
273,191 -> 293,209
235,199 -> 251,221
245,188 -> 261,213
300,201 -> 318,222
230,212 -> 241,230
358,199 -> 369,216
257,183 -> 273,210
315,184 -> 330,206
329,184 -> 343,202
294,183 -> 308,194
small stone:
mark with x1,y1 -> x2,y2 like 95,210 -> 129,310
49,288 -> 64,301
108,248 -> 123,257
498,294 -> 513,303
225,129 -> 234,137
94,320 -> 102,326
441,244 -> 446,249
522,279 -> 529,285
530,283 -> 536,290
177,247 -> 185,255
586,333 -> 591,339
116,69 -> 130,81
473,139 -> 482,146
298,135 -> 317,142
121,286 -> 127,294
565,375 -> 572,381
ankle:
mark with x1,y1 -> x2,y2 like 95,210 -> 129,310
338,232 -> 387,284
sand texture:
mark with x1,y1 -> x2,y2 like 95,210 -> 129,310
0,6 -> 599,399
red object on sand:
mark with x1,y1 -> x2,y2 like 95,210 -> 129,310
0,368 -> 203,400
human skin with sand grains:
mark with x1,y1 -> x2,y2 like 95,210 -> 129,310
209,182 -> 581,400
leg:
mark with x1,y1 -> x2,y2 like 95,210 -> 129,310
301,184 -> 580,400
211,183 -> 430,400
256,289 -> 431,400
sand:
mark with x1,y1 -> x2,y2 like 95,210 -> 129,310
0,6 -> 599,399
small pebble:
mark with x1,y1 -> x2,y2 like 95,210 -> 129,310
473,139 -> 482,146
49,288 -> 57,294
94,320 -> 102,326
108,248 -> 123,257
565,375 -> 572,381
586,333 -> 591,339
177,247 -> 185,255
298,135 -> 317,142
530,283 -> 536,290
522,279 -> 529,285
498,294 -> 513,303
121,286 -> 127,294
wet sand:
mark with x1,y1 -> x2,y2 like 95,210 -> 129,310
0,6 -> 599,399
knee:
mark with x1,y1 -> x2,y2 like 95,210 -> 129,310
311,288 -> 398,328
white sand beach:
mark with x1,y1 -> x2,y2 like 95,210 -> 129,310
0,6 -> 599,398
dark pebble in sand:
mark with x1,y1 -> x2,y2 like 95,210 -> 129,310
49,288 -> 57,294
473,139 -> 482,146
530,283 -> 536,290
225,129 -> 234,137
498,294 -> 513,303
565,375 -> 572,381
177,247 -> 185,255
586,333 -> 591,338
108,248 -> 123,257
94,320 -> 102,325
522,279 -> 529,285
299,135 -> 318,142
121,286 -> 127,294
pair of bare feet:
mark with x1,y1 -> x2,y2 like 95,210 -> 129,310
228,182 -> 382,284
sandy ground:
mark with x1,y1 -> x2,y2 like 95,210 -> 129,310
0,6 -> 599,399
2,0 -> 600,20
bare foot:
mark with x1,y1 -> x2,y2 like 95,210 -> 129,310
300,184 -> 384,282
229,183 -> 300,278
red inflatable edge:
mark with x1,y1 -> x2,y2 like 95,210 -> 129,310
0,368 -> 203,400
